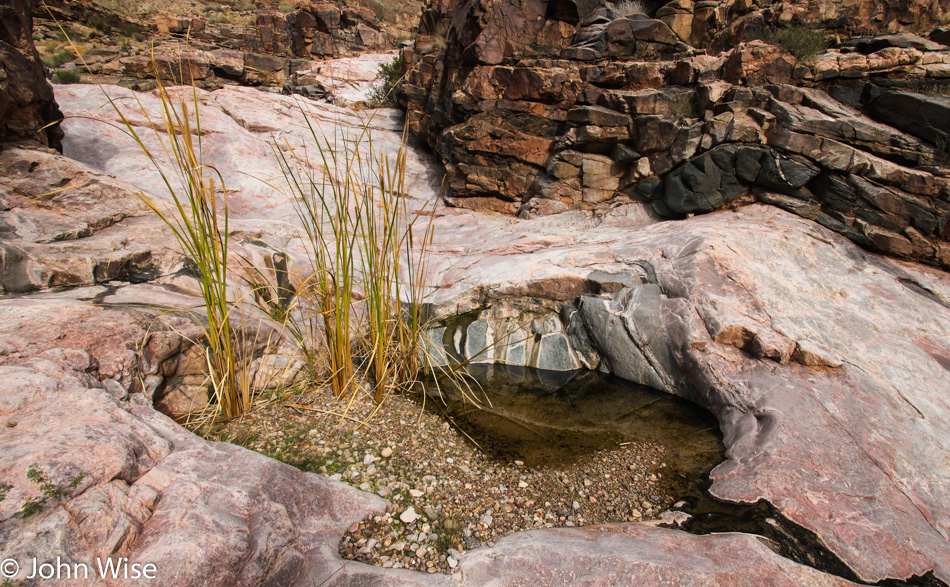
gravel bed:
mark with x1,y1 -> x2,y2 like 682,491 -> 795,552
208,384 -> 678,575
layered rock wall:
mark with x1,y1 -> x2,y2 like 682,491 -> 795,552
401,0 -> 950,269
33,2 -> 397,93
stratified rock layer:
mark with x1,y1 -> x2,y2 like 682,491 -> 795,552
401,0 -> 950,270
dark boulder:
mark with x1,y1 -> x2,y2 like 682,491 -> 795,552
0,0 -> 63,151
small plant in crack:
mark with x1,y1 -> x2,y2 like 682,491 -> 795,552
19,466 -> 86,518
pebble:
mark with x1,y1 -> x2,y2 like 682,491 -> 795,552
400,506 -> 420,524
212,376 -> 680,577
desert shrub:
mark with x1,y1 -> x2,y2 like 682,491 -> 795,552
52,69 -> 81,84
43,49 -> 76,68
88,13 -> 112,35
367,56 -> 403,108
364,0 -> 393,22
613,0 -> 647,17
118,22 -> 145,38
773,24 -> 827,60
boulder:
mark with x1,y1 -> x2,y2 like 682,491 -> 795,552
0,0 -> 63,150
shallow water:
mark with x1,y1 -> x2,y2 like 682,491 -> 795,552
416,364 -> 724,498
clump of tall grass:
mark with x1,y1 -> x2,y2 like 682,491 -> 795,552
258,99 -> 441,424
52,17 -> 255,422
357,127 -> 436,403
104,66 -> 248,420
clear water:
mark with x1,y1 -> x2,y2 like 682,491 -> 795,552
416,364 -> 724,497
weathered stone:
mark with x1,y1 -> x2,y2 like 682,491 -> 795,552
535,332 -> 578,371
864,88 -> 950,147
459,525 -> 857,585
656,144 -> 745,215
0,0 -> 63,150
26,76 -> 950,585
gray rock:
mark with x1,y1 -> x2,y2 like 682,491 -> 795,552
657,144 -> 745,215
465,319 -> 493,363
864,88 -> 950,148
535,333 -> 579,371
458,525 -> 856,585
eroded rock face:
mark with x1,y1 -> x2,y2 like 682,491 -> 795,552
422,203 -> 950,584
0,0 -> 63,150
0,153 -> 862,586
32,1 -> 397,94
401,0 -> 950,269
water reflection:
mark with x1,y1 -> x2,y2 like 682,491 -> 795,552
416,364 -> 724,494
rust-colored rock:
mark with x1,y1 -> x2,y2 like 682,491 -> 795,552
0,0 -> 63,150
401,0 -> 950,269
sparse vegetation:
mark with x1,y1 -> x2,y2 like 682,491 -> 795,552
52,69 -> 81,84
19,466 -> 85,517
364,0 -> 392,22
88,13 -> 112,35
265,100 -> 437,423
741,23 -> 828,61
367,56 -> 403,108
613,0 -> 647,17
43,49 -> 76,68
773,24 -> 828,60
935,135 -> 950,167
104,73 -> 248,421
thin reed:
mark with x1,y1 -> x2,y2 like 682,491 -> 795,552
266,99 -> 441,423
54,18 -> 254,421
103,63 -> 246,420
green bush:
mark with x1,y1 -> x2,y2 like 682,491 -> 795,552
43,49 -> 76,68
773,25 -> 827,60
88,13 -> 112,35
367,56 -> 403,108
118,22 -> 145,38
52,69 -> 81,84
740,23 -> 828,61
